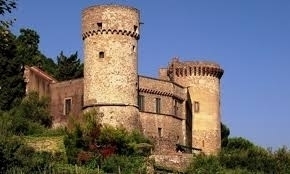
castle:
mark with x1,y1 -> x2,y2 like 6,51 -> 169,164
24,4 -> 224,155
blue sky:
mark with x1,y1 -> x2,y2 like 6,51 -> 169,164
10,1 -> 290,149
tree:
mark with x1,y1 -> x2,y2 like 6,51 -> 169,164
221,122 -> 230,148
56,51 -> 83,81
0,0 -> 16,28
16,28 -> 41,66
0,26 -> 25,111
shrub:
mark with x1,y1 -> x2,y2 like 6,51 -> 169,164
101,155 -> 146,174
186,154 -> 224,174
14,91 -> 52,127
0,135 -> 56,173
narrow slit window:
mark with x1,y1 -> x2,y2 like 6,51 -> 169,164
194,101 -> 200,113
174,100 -> 178,115
64,98 -> 72,115
132,45 -> 136,52
138,95 -> 145,111
158,127 -> 162,138
99,51 -> 104,58
97,22 -> 102,30
156,98 -> 161,114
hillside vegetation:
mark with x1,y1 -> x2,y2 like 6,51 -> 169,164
1,0 -> 290,173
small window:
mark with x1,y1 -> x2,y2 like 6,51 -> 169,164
64,98 -> 72,115
156,98 -> 161,114
138,95 -> 145,111
202,140 -> 205,147
194,101 -> 200,113
174,100 -> 178,115
99,51 -> 104,58
97,22 -> 102,30
132,45 -> 136,52
81,95 -> 84,107
158,127 -> 162,138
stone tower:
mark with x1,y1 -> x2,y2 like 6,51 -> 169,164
82,5 -> 142,131
168,58 -> 224,154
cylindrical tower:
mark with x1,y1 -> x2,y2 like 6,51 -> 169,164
82,5 -> 141,131
169,58 -> 224,154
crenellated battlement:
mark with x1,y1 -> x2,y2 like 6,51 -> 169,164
82,29 -> 140,40
168,58 -> 224,79
83,4 -> 139,14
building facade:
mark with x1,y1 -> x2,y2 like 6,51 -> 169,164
24,4 -> 224,155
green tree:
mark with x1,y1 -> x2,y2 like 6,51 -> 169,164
0,26 -> 25,111
221,122 -> 230,148
56,51 -> 83,81
15,91 -> 52,127
16,28 -> 41,66
16,28 -> 58,76
0,0 -> 16,28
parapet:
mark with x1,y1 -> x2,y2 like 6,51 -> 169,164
168,58 -> 224,79
82,4 -> 140,40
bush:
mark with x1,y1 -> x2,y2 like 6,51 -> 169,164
273,146 -> 290,173
13,91 -> 52,127
0,110 -> 46,136
101,155 -> 146,174
64,110 -> 152,168
186,154 -> 224,174
0,135 -> 56,173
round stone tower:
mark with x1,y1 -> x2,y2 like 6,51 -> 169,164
82,5 -> 141,131
168,58 -> 224,154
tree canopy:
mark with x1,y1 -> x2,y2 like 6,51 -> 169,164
56,51 -> 83,81
0,0 -> 16,28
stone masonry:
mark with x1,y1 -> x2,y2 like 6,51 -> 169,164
24,4 -> 224,156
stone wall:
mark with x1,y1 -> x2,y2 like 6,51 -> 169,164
82,5 -> 141,131
140,112 -> 184,154
168,58 -> 223,154
138,76 -> 188,149
50,79 -> 83,127
24,66 -> 57,97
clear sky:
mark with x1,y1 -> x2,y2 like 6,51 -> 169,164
10,1 -> 290,149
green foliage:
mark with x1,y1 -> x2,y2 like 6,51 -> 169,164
221,122 -> 230,148
186,155 -> 224,174
16,28 -> 41,65
225,137 -> 254,151
64,110 -> 152,170
273,146 -> 290,173
0,92 -> 52,136
56,51 -> 83,81
0,26 -> 25,111
102,155 -> 147,174
0,135 -> 56,173
98,125 -> 152,156
15,91 -> 52,127
186,136 -> 290,174
0,0 -> 16,28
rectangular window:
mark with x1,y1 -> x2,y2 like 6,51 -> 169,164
156,98 -> 161,114
158,127 -> 162,138
97,22 -> 102,30
64,98 -> 72,115
99,51 -> 104,58
194,101 -> 200,113
174,100 -> 178,115
138,95 -> 145,111
81,95 -> 84,108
